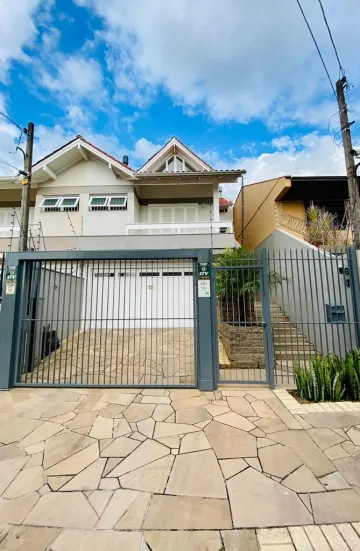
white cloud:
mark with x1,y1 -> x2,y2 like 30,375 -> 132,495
131,137 -> 163,163
33,124 -> 127,166
66,104 -> 88,126
74,0 -> 360,126
39,55 -> 104,99
0,0 -> 43,80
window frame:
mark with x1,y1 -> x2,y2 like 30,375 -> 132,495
58,196 -> 80,211
39,197 -> 61,209
88,195 -> 128,211
88,196 -> 109,210
108,195 -> 128,209
39,196 -> 79,212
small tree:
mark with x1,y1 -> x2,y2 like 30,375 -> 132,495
214,248 -> 288,323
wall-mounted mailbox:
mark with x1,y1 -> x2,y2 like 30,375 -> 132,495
326,304 -> 346,323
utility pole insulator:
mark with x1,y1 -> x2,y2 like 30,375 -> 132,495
336,79 -> 360,249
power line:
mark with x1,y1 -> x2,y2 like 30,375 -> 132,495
0,157 -> 21,172
0,110 -> 24,154
316,0 -> 344,76
295,0 -> 336,97
0,110 -> 22,132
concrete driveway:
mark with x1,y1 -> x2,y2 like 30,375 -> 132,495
0,386 -> 360,549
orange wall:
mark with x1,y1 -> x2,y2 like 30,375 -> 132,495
233,176 -> 291,250
278,201 -> 306,220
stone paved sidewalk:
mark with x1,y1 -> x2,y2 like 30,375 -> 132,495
0,386 -> 360,550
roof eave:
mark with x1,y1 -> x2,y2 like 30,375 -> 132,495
136,170 -> 245,182
33,138 -> 136,181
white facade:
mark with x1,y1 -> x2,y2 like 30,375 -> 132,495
0,136 -> 242,251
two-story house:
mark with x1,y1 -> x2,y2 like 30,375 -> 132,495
0,136 -> 243,252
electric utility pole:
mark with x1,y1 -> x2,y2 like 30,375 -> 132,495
19,122 -> 34,252
336,77 -> 360,249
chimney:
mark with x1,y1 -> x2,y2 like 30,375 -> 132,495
123,155 -> 129,166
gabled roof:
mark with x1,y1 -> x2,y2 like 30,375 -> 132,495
33,135 -> 134,172
138,136 -> 214,173
32,135 -> 135,183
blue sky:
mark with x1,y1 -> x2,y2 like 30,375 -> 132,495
0,0 -> 359,198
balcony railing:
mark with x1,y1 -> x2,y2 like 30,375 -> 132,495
126,221 -> 233,235
279,213 -> 353,246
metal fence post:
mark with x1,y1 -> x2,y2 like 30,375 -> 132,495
261,248 -> 275,389
347,246 -> 360,348
197,249 -> 216,390
0,254 -> 23,390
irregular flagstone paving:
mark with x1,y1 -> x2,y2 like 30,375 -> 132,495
1,388 -> 360,549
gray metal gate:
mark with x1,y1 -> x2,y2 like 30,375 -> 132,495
214,246 -> 360,388
14,253 -> 198,388
214,249 -> 274,386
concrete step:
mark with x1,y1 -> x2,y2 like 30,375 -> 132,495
273,341 -> 313,348
274,350 -> 316,358
272,327 -> 303,334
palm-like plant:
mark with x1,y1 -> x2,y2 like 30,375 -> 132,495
214,248 -> 288,323
306,204 -> 347,246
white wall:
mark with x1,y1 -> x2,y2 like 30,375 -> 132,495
220,206 -> 233,228
259,229 -> 358,358
34,159 -> 136,237
33,160 -> 224,239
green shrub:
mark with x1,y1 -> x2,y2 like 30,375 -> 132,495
294,349 -> 360,402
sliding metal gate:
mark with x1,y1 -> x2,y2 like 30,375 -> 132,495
15,254 -> 198,387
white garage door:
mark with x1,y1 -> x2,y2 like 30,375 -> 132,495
84,260 -> 195,329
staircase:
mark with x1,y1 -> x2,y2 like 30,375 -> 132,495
253,302 -> 317,366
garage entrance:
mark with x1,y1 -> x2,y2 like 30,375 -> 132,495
15,255 -> 197,387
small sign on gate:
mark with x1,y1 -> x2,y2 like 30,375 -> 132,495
5,265 -> 17,295
198,279 -> 211,298
198,262 -> 211,298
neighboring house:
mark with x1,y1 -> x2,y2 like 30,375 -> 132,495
0,136 -> 243,252
233,175 -> 352,251
233,175 -> 357,364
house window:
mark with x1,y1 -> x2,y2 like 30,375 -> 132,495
139,272 -> 160,277
39,196 -> 79,212
159,155 -> 196,173
162,271 -> 182,276
94,272 -> 115,278
88,195 -> 128,211
108,196 -> 127,210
